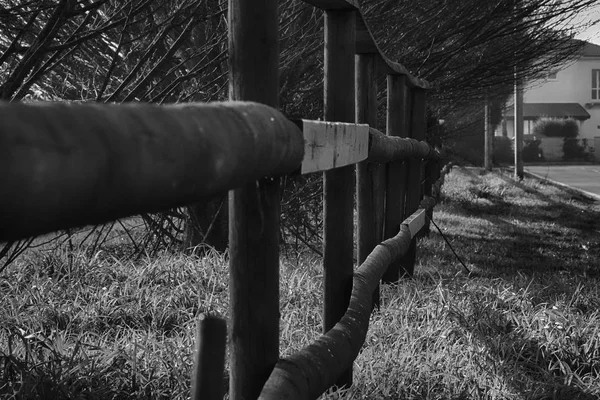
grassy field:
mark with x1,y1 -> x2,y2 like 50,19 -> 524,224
1,166 -> 599,399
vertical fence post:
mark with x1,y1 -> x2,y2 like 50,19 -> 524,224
422,159 -> 435,237
228,1 -> 280,399
356,53 -> 383,309
382,74 -> 408,283
433,157 -> 443,203
191,314 -> 227,400
423,120 -> 441,237
323,9 -> 356,389
399,88 -> 427,277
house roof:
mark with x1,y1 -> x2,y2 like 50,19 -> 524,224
580,41 -> 600,57
505,103 -> 591,120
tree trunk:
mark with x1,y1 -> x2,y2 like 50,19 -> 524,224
184,196 -> 228,254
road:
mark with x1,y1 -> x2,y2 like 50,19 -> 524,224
525,165 -> 600,198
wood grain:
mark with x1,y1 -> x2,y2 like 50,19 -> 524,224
367,127 -> 438,163
0,101 -> 303,242
404,208 -> 426,238
323,8 -> 356,389
191,314 -> 227,400
301,120 -> 369,174
399,89 -> 427,277
260,223 -> 415,400
356,53 -> 384,310
228,1 -> 281,399
382,74 -> 409,283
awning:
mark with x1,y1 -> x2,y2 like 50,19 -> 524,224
505,103 -> 591,120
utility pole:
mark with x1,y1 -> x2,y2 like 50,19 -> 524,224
514,74 -> 524,180
513,0 -> 524,180
484,96 -> 492,171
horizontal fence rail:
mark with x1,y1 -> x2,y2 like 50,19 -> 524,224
0,105 -> 440,243
0,101 -> 304,242
367,127 -> 440,163
260,223 -> 414,399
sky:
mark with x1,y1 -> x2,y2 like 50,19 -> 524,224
572,4 -> 600,45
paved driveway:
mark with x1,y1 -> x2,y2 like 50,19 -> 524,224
525,165 -> 600,198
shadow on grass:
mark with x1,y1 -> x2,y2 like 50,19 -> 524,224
436,168 -> 599,281
452,296 -> 598,400
457,167 -> 599,233
420,166 -> 600,398
432,234 -> 594,276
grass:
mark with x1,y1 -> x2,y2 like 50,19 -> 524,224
1,166 -> 600,399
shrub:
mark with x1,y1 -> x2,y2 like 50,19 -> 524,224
493,136 -> 513,164
532,117 -> 579,138
523,139 -> 543,162
563,138 -> 590,161
446,132 -> 484,166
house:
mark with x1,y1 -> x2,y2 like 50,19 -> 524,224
500,40 -> 600,162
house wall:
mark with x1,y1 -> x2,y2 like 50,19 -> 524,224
523,58 -> 600,146
499,54 -> 600,159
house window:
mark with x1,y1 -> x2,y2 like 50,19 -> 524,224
593,69 -> 600,100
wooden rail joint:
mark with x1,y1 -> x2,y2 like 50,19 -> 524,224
299,119 -> 370,174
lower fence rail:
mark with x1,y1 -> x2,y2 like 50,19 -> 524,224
257,163 -> 450,400
186,162 -> 451,400
259,223 -> 414,400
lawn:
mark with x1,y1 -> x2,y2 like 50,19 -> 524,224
1,166 -> 599,399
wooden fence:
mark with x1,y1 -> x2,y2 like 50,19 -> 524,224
0,0 -> 450,399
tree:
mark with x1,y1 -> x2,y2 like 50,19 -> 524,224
0,0 -> 232,258
361,0 -> 599,124
0,0 -> 325,255
0,0 -> 229,103
3,0 -> 597,256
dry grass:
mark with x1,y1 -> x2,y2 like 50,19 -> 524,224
1,166 -> 599,399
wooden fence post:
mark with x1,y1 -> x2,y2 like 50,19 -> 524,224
399,88 -> 427,277
191,314 -> 227,400
423,120 -> 442,237
323,9 -> 356,389
228,1 -> 280,399
356,53 -> 383,309
422,160 -> 435,237
382,74 -> 408,283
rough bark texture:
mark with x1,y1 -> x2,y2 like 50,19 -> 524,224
398,88 -> 427,277
227,1 -> 282,399
0,101 -> 303,242
356,53 -> 384,309
259,223 -> 416,400
367,128 -> 439,163
183,196 -> 228,254
382,74 -> 409,283
322,8 -> 356,389
191,314 -> 227,400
